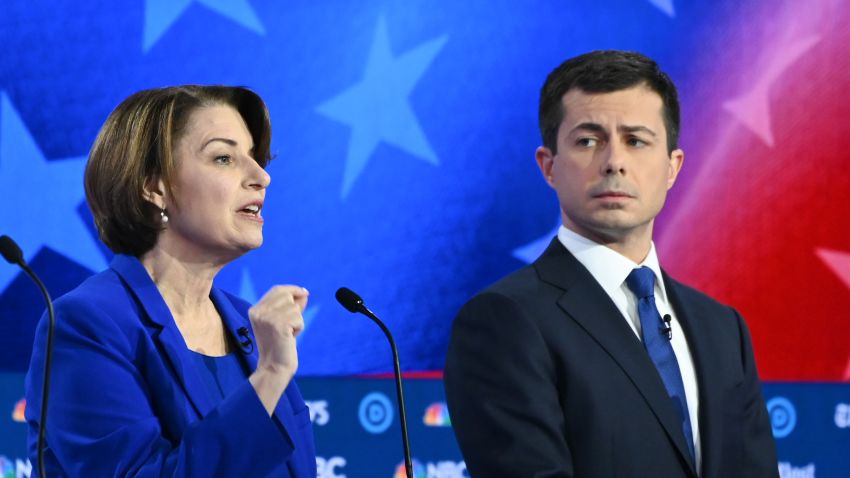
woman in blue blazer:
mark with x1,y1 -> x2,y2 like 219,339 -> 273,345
25,85 -> 316,477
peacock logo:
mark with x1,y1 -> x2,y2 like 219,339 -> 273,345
393,459 -> 426,478
423,402 -> 451,427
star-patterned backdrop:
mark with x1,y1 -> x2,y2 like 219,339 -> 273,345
2,0 -> 849,382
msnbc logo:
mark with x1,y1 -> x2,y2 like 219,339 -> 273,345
423,402 -> 451,427
316,456 -> 346,478
393,459 -> 467,478
12,399 -> 25,423
0,455 -> 31,478
394,459 -> 426,478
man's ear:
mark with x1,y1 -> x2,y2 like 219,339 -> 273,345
666,148 -> 684,190
535,146 -> 556,187
142,176 -> 167,209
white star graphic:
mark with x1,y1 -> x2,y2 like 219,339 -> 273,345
722,34 -> 820,147
0,93 -> 107,293
647,0 -> 675,17
316,16 -> 449,199
143,0 -> 265,52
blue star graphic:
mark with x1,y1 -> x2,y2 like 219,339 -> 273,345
0,93 -> 107,293
239,267 -> 318,343
238,266 -> 260,303
512,220 -> 561,264
317,16 -> 449,198
143,0 -> 266,52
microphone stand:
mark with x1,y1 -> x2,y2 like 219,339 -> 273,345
1,235 -> 53,478
335,288 -> 414,478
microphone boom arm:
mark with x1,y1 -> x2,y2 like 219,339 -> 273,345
335,288 -> 414,478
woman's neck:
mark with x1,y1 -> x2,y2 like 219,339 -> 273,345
141,248 -> 221,312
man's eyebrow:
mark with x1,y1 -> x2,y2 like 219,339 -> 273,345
619,125 -> 657,136
569,122 -> 607,135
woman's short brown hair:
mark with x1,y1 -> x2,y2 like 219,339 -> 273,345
84,85 -> 272,257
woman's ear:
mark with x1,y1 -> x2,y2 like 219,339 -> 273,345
142,176 -> 167,209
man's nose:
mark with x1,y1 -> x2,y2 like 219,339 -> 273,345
599,142 -> 627,176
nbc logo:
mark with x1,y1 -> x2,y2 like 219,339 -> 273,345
423,402 -> 451,427
393,459 -> 467,478
0,455 -> 31,478
12,398 -> 25,423
316,456 -> 346,478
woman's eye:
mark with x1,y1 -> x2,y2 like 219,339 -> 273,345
214,155 -> 233,164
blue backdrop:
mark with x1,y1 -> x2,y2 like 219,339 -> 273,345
2,1 -> 849,476
0,0 -> 758,376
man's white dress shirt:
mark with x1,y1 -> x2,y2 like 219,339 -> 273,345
557,225 -> 702,472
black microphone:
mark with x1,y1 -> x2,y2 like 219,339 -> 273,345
335,287 -> 414,478
236,326 -> 254,354
0,235 -> 24,265
662,314 -> 673,340
1,235 -> 53,478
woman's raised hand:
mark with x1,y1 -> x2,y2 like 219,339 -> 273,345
247,285 -> 309,415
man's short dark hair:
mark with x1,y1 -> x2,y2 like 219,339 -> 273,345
539,50 -> 680,154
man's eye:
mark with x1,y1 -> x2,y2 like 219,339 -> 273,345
627,137 -> 648,147
214,155 -> 233,164
576,138 -> 598,147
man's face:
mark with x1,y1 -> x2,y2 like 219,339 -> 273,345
536,85 -> 683,249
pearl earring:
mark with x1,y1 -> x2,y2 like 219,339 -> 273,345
160,208 -> 169,224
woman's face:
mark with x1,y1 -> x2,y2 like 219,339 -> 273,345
159,104 -> 271,261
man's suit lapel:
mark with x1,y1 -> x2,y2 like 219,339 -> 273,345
534,239 -> 697,477
110,255 -> 216,419
665,277 -> 723,478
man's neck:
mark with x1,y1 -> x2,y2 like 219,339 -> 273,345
561,220 -> 653,264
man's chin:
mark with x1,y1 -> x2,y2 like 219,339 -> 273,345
572,215 -> 650,240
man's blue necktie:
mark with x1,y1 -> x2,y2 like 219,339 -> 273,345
625,266 -> 695,464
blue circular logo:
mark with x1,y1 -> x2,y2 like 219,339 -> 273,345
358,392 -> 393,434
766,396 -> 796,438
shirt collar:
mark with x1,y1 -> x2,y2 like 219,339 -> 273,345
556,225 -> 668,304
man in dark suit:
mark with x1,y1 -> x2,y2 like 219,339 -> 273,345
444,50 -> 778,477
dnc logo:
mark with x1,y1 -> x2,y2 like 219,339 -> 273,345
393,459 -> 467,478
358,392 -> 394,434
767,396 -> 797,439
423,402 -> 451,427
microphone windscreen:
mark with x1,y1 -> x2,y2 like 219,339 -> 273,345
0,235 -> 24,265
335,287 -> 363,313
